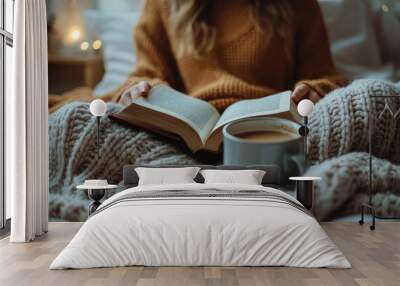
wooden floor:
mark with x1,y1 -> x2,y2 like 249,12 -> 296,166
0,222 -> 399,286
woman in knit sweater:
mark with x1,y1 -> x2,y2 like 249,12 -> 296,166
117,0 -> 346,111
48,0 -> 400,221
114,0 -> 400,221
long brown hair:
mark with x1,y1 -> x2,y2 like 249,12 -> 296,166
170,0 -> 293,58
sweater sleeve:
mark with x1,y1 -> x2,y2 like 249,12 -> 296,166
112,0 -> 181,101
292,0 -> 347,96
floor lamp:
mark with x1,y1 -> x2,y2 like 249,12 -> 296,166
86,99 -> 108,215
290,99 -> 317,210
359,95 -> 400,231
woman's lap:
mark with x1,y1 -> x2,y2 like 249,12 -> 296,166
48,79 -> 400,221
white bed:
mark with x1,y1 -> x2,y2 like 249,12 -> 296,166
50,183 -> 350,269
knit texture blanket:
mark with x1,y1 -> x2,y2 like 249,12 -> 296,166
49,79 -> 400,221
306,79 -> 400,220
308,79 -> 400,164
49,103 -> 197,221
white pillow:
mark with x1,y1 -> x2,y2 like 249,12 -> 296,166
135,167 -> 201,186
85,10 -> 140,96
200,169 -> 266,185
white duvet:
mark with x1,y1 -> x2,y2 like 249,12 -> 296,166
50,183 -> 350,269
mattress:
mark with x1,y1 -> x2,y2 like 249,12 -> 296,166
50,183 -> 350,269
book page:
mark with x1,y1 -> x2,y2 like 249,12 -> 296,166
212,91 -> 293,132
133,85 -> 220,143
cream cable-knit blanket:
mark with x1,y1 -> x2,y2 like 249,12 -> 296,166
49,79 -> 400,221
49,103 -> 197,221
306,79 -> 400,220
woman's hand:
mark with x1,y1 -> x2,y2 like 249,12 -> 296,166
119,81 -> 151,105
292,84 -> 321,105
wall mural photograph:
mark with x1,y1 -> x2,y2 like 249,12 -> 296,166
1,0 -> 400,285
47,0 -> 400,223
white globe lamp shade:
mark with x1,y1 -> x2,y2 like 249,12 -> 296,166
90,99 -> 107,116
297,99 -> 314,117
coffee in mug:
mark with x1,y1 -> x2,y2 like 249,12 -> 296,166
223,117 -> 304,185
237,130 -> 298,143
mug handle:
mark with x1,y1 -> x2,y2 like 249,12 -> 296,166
288,154 -> 305,176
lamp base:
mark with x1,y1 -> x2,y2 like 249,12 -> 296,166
296,180 -> 313,210
87,189 -> 105,215
359,204 -> 376,231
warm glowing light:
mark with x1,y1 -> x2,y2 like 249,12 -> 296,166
92,40 -> 102,50
69,26 -> 82,42
381,4 -> 389,12
80,41 -> 89,51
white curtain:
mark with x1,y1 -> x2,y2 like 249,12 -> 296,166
7,0 -> 49,242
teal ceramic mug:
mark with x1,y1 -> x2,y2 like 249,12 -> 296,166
223,117 -> 304,185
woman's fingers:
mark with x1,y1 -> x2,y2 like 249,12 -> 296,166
292,84 -> 310,104
119,90 -> 133,105
292,84 -> 321,104
308,91 -> 321,104
137,81 -> 151,96
118,81 -> 151,105
130,81 -> 151,99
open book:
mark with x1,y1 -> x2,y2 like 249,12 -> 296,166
110,85 -> 300,153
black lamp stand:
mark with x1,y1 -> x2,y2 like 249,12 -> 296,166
359,95 -> 400,230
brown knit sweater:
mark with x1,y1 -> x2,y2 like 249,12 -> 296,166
114,0 -> 345,112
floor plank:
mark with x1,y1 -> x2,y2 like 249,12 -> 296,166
0,222 -> 398,286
